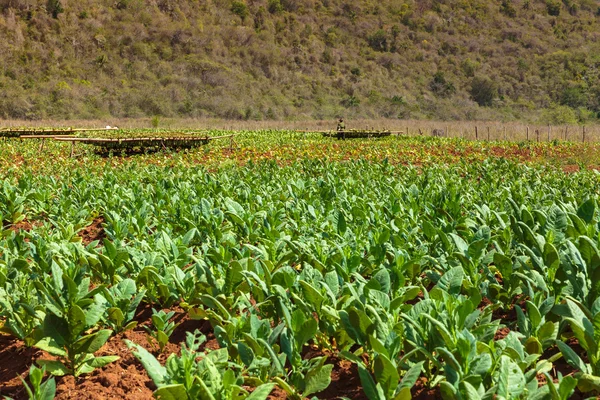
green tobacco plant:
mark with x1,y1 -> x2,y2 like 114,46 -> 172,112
88,239 -> 130,284
145,308 -> 179,352
0,274 -> 45,346
472,331 -> 569,399
514,288 -> 557,354
101,278 -> 145,333
0,181 -> 29,225
127,331 -> 275,400
33,262 -> 118,376
556,297 -> 600,393
274,308 -> 333,400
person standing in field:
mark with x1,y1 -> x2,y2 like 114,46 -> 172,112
337,118 -> 345,131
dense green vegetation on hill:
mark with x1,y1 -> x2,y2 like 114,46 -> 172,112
1,0 -> 600,122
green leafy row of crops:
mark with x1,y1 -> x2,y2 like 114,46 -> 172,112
1,140 -> 599,398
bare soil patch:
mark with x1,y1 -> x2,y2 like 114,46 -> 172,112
0,335 -> 43,399
79,217 -> 106,245
412,377 -> 441,399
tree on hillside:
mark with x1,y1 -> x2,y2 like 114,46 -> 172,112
231,1 -> 249,22
470,76 -> 497,107
46,0 -> 63,18
430,72 -> 456,98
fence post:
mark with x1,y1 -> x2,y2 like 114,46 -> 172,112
526,126 -> 529,141
475,126 -> 478,140
583,126 -> 586,143
565,125 -> 568,141
487,127 -> 490,141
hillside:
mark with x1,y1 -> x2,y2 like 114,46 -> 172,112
1,0 -> 600,122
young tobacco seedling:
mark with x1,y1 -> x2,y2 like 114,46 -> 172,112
145,308 -> 179,352
19,365 -> 56,400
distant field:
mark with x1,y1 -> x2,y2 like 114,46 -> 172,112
1,130 -> 600,399
2,128 -> 600,172
2,118 -> 600,142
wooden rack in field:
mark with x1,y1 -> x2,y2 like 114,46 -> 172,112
45,134 -> 236,156
321,130 -> 394,139
295,129 -> 399,139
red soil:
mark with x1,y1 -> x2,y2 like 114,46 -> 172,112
0,305 -> 215,400
79,217 -> 106,245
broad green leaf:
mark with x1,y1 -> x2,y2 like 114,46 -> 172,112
38,377 -> 57,400
35,337 -> 67,357
238,342 -> 255,366
36,360 -> 69,377
439,381 -> 458,400
125,340 -> 167,386
304,361 -> 334,396
547,205 -> 567,232
107,307 -> 125,327
73,329 -> 113,354
436,266 -> 463,295
299,280 -> 324,311
558,375 -> 578,399
337,211 -> 347,235
577,198 -> 596,224
246,383 -> 276,400
398,361 -> 423,391
67,304 -> 87,339
373,269 -> 391,293
86,355 -> 120,368
373,353 -> 400,397
358,364 -> 386,400
496,355 -> 525,399
556,341 -> 588,373
155,384 -> 189,400
576,373 -> 600,393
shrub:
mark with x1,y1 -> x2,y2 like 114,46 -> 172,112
470,76 -> 497,106
542,104 -> 578,124
560,86 -> 587,109
341,95 -> 360,107
46,0 -> 63,18
563,0 -> 578,15
430,72 -> 456,98
267,0 -> 283,14
500,0 -> 517,17
114,0 -> 129,9
546,0 -> 561,16
231,1 -> 249,22
390,95 -> 406,105
461,58 -> 479,77
367,29 -> 388,52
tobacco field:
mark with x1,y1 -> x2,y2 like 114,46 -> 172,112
1,131 -> 600,399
